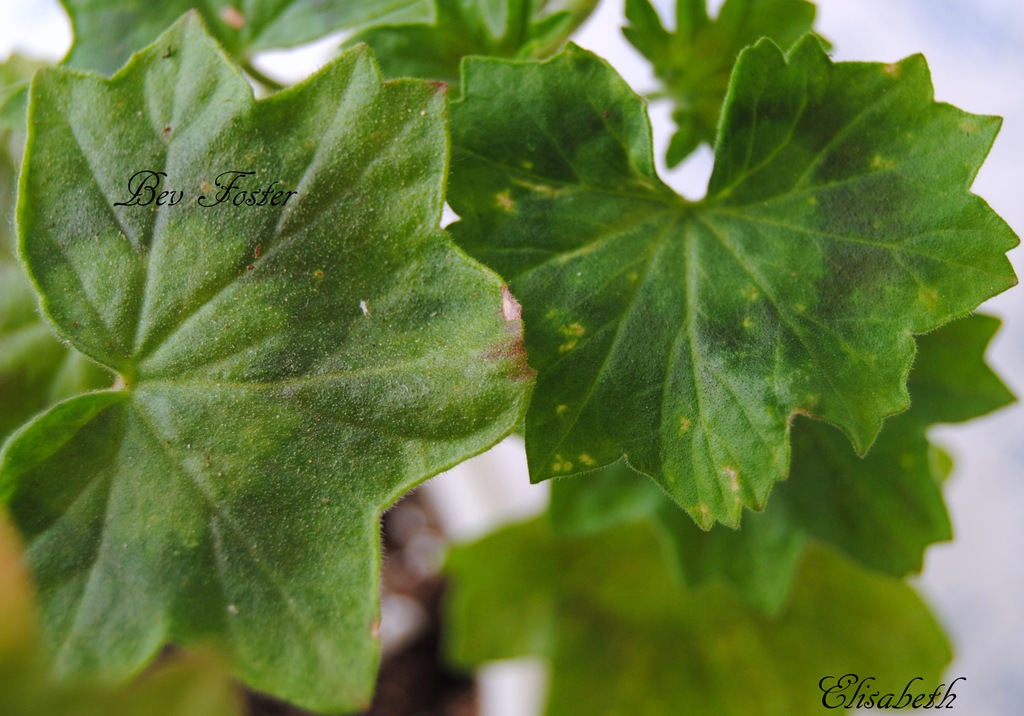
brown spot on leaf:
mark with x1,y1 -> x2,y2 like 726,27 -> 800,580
220,6 -> 246,30
501,285 -> 522,322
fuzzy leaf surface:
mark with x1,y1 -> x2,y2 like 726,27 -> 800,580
0,134 -> 111,443
449,41 -> 1017,527
624,0 -> 819,165
0,510 -> 242,716
446,519 -> 951,716
551,314 -> 1014,610
3,16 -> 530,712
60,0 -> 434,75
348,0 -> 598,87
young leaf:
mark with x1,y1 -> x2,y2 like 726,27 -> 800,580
624,0 -> 820,165
448,42 -> 1018,528
551,314 -> 1014,611
0,510 -> 242,716
347,0 -> 599,87
60,0 -> 435,76
446,519 -> 952,716
4,14 -> 530,712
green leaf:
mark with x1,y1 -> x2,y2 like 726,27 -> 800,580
0,262 -> 113,442
347,0 -> 599,87
446,518 -> 952,716
0,510 -> 242,716
779,312 -> 1014,572
0,55 -> 47,130
4,15 -> 530,712
60,0 -> 435,76
0,130 -> 112,444
624,0 -> 820,165
551,314 -> 1014,611
448,41 -> 1018,528
552,463 -> 808,613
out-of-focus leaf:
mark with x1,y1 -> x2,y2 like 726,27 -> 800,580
60,0 -> 435,77
0,55 -> 47,130
3,15 -> 530,712
448,41 -> 1017,528
446,518 -> 951,716
348,0 -> 599,87
624,0 -> 820,165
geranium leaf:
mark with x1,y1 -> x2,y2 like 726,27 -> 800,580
550,314 -> 1014,611
0,509 -> 242,716
446,518 -> 951,716
3,14 -> 530,712
779,312 -> 1014,573
448,41 -> 1017,527
624,0 -> 821,165
0,131 -> 112,443
347,0 -> 599,88
60,0 -> 435,76
0,55 -> 48,130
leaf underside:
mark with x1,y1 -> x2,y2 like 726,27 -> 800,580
3,15 -> 530,712
448,40 -> 1018,528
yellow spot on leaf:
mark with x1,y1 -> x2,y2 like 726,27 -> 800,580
723,466 -> 739,493
870,154 -> 896,170
579,453 -> 597,467
558,322 -> 585,353
556,404 -> 569,416
918,286 -> 941,308
552,455 -> 573,474
495,190 -> 515,212
679,416 -> 692,434
883,62 -> 900,77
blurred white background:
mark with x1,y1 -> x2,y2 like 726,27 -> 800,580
2,1 -> 1022,714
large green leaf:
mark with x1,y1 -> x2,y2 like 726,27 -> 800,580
0,510 -> 242,716
60,0 -> 435,76
446,518 -> 952,716
0,128 -> 112,443
448,41 -> 1018,528
347,0 -> 599,88
3,15 -> 531,712
624,0 -> 820,165
551,314 -> 1014,611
